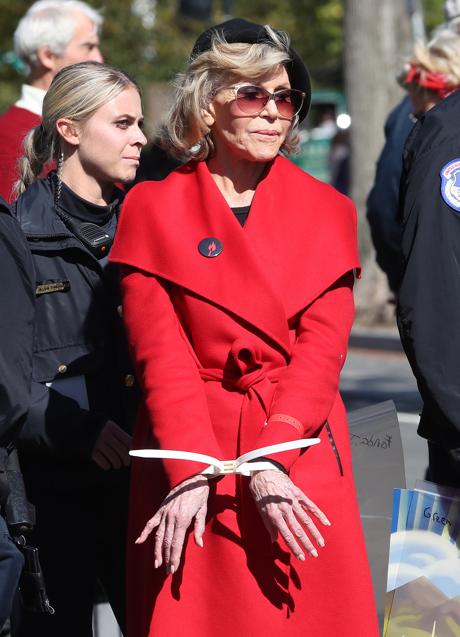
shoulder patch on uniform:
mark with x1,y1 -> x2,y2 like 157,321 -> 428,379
440,159 -> 460,212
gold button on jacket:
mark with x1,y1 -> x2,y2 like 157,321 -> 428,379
124,374 -> 135,387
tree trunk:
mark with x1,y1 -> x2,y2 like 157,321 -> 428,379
344,0 -> 411,324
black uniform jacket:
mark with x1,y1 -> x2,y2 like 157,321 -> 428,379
0,200 -> 35,446
398,89 -> 460,448
12,176 -> 138,485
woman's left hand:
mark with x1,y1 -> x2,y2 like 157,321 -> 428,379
249,470 -> 330,561
135,474 -> 210,575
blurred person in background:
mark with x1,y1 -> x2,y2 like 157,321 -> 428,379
10,61 -> 146,637
329,128 -> 350,195
397,33 -> 460,489
0,0 -> 103,203
397,32 -> 460,117
367,1 -> 460,297
111,17 -> 379,637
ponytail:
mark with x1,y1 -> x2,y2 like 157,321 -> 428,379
14,124 -> 55,197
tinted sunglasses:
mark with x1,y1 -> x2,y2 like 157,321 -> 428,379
230,84 -> 306,119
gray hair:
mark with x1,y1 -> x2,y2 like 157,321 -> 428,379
14,0 -> 102,71
15,61 -> 139,196
159,25 -> 300,162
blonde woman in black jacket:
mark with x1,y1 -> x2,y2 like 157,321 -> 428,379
11,61 -> 146,637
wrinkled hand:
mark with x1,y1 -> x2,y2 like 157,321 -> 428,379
249,470 -> 330,561
135,474 -> 210,575
91,420 -> 132,470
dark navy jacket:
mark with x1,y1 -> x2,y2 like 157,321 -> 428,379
12,177 -> 138,486
0,200 -> 35,446
398,89 -> 460,448
366,97 -> 414,293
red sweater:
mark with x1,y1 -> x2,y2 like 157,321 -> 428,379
0,106 -> 41,202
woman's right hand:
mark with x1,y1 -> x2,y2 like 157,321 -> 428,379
249,469 -> 330,561
135,474 -> 210,575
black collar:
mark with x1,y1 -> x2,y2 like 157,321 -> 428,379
51,173 -> 120,226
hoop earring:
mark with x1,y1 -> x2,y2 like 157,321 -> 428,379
55,150 -> 64,207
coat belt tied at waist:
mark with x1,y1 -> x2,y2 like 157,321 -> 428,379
198,339 -> 285,454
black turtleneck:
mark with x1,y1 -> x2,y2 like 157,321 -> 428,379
51,174 -> 120,245
231,205 -> 251,227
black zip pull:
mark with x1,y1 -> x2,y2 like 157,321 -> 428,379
325,421 -> 344,476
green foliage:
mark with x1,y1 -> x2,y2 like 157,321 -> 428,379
231,0 -> 344,87
97,0 -> 155,84
0,0 -> 30,110
424,0 -> 445,34
150,0 -> 344,88
0,0 -> 450,115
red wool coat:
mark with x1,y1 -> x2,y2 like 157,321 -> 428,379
110,156 -> 379,637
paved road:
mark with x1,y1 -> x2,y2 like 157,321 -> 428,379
342,348 -> 421,414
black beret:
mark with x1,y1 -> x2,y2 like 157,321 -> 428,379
191,17 -> 311,122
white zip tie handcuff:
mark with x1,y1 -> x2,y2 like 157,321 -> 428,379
130,438 -> 320,476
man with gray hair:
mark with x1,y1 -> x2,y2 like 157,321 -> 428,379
0,0 -> 103,202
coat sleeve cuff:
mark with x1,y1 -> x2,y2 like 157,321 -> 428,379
254,419 -> 304,472
162,456 -> 219,489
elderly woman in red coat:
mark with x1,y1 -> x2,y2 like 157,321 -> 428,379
110,17 -> 379,637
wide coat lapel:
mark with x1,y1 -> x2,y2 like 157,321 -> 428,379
113,160 -> 292,356
243,156 -> 360,319
112,156 -> 359,356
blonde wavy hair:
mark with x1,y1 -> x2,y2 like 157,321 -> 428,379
159,26 -> 300,162
398,31 -> 460,93
15,61 -> 140,196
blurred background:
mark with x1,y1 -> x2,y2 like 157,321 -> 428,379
0,0 -> 447,325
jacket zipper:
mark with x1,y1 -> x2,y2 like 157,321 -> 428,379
325,421 -> 344,476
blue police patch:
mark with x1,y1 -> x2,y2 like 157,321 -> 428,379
440,159 -> 460,212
